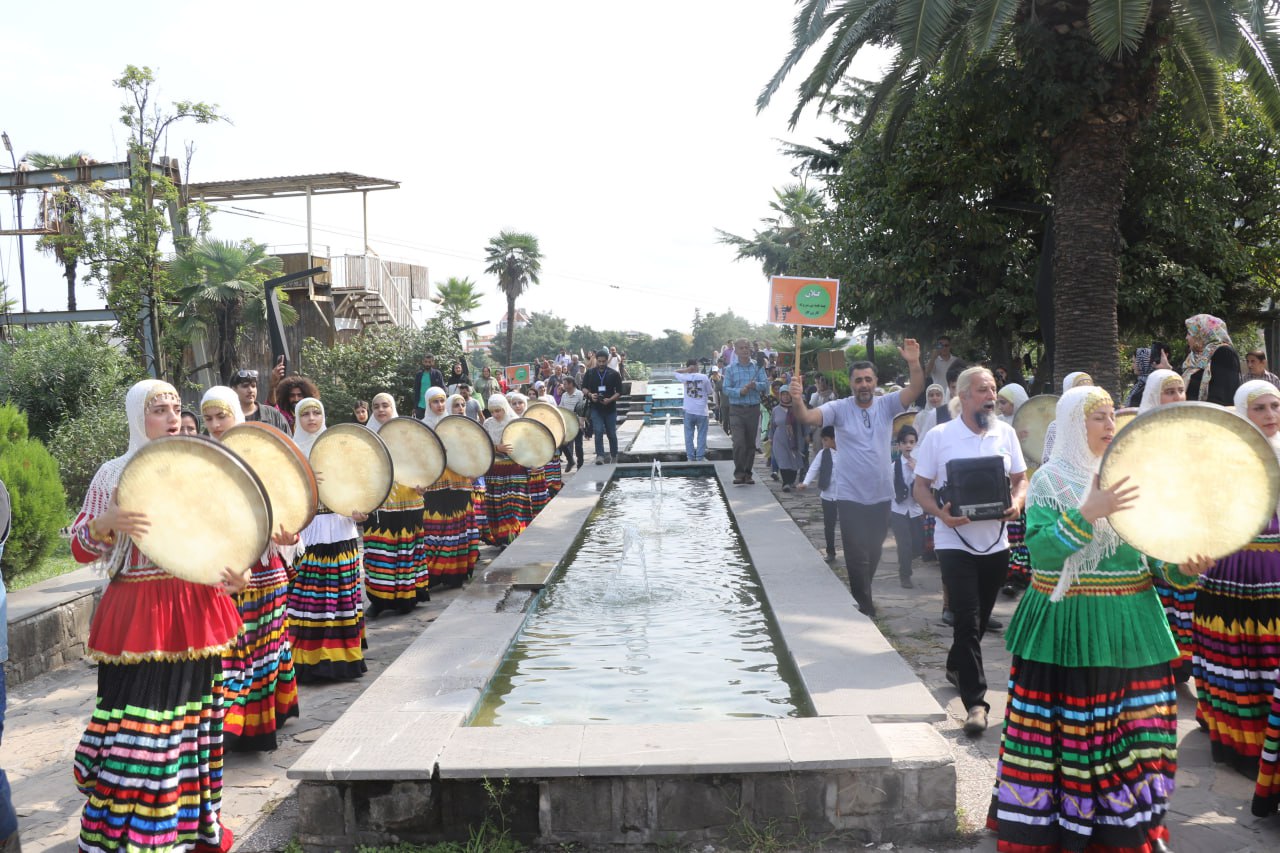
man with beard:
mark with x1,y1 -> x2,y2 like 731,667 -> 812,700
911,366 -> 1027,735
789,340 -> 925,617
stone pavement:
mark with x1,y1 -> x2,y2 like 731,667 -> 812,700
749,451 -> 1280,852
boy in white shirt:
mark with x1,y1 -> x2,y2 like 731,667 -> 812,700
889,425 -> 925,588
798,425 -> 838,561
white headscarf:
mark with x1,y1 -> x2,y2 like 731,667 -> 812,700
292,397 -> 325,457
485,394 -> 512,443
1138,369 -> 1183,413
1061,371 -> 1093,393
200,386 -> 246,431
507,391 -> 528,416
420,386 -> 448,429
445,393 -> 467,418
997,383 -> 1028,424
1027,385 -> 1118,601
368,392 -> 397,435
923,383 -> 944,411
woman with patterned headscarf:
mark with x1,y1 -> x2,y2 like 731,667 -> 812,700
70,380 -> 246,852
1183,313 -> 1241,405
1193,381 -> 1280,815
288,397 -> 369,682
1126,347 -> 1154,408
988,385 -> 1212,852
364,392 -> 429,615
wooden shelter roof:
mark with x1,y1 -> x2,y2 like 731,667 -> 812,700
185,172 -> 398,200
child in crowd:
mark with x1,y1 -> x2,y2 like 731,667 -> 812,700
798,425 -> 838,561
889,425 -> 925,589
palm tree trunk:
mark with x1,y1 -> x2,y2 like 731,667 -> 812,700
505,294 -> 517,366
65,260 -> 77,312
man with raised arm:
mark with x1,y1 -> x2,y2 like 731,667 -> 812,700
790,339 -> 925,618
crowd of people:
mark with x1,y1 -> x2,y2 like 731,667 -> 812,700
59,347 -> 628,851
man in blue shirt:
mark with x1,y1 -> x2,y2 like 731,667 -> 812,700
724,339 -> 769,484
790,339 -> 925,617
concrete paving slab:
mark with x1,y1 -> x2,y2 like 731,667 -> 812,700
778,716 -> 892,769
438,724 -> 584,779
577,720 -> 791,775
286,709 -> 460,781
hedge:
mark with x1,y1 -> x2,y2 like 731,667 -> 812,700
0,404 -> 68,581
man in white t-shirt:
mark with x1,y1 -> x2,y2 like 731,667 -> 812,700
927,336 -> 959,400
790,339 -> 925,618
912,366 -> 1028,736
673,358 -> 714,462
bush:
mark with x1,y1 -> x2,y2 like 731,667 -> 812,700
0,404 -> 68,581
624,360 -> 652,381
47,392 -> 130,512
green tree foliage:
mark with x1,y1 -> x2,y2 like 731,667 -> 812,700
47,393 -> 130,512
302,321 -> 464,424
0,404 -> 68,580
717,184 -> 827,277
508,312 -> 570,364
25,150 -> 93,311
484,231 -> 543,365
690,310 -> 780,363
0,325 -> 140,442
435,276 -> 483,313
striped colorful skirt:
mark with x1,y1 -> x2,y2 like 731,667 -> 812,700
423,483 -> 479,590
364,489 -> 427,614
1192,530 -> 1280,778
1005,518 -> 1030,588
289,517 -> 367,682
528,464 -> 551,515
1256,680 -> 1280,816
222,555 -> 299,752
1154,578 -> 1196,682
75,657 -> 233,852
472,479 -> 488,536
987,656 -> 1178,852
545,456 -> 563,496
483,457 -> 532,545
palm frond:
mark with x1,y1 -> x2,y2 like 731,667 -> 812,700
880,59 -> 934,149
758,0 -> 840,110
1180,0 -> 1241,58
1088,0 -> 1153,59
966,0 -> 1021,54
786,0 -> 896,126
1164,20 -> 1225,136
1235,14 -> 1280,129
857,57 -> 911,138
895,0 -> 956,63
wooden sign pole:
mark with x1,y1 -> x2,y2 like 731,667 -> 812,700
794,323 -> 803,380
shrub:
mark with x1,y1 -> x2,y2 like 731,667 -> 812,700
47,391 -> 130,512
0,404 -> 68,581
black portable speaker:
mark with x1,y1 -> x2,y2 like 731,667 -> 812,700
939,457 -> 1011,521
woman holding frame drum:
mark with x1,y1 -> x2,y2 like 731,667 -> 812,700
421,388 -> 481,589
71,379 -> 246,853
988,385 -> 1212,853
482,394 -> 532,545
289,397 -> 370,682
200,386 -> 301,752
509,392 -> 552,516
364,392 -> 429,615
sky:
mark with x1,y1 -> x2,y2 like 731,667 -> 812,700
0,1 -> 887,338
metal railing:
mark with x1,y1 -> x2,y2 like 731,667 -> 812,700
328,254 -> 413,327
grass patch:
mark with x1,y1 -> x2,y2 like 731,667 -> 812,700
7,537 -> 80,591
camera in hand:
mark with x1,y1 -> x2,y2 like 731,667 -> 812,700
936,457 -> 1011,521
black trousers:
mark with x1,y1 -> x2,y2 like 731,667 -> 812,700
889,512 -> 925,580
938,547 -> 1009,711
728,404 -> 760,479
821,499 -> 838,556
837,499 -> 891,615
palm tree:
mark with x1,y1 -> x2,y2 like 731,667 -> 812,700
760,0 -> 1280,391
483,231 -> 543,365
25,151 -> 91,311
717,183 -> 826,277
435,276 -> 483,313
172,238 -> 291,383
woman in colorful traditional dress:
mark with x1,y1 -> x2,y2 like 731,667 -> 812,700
363,392 -> 429,615
419,389 -> 481,589
996,383 -> 1032,598
199,387 -> 301,752
72,379 -> 246,853
1192,381 -> 1280,791
988,385 -> 1211,852
448,393 -> 486,561
482,394 -> 531,545
508,392 -> 552,515
288,397 -> 369,682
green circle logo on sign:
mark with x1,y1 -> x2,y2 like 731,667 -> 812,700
796,286 -> 830,319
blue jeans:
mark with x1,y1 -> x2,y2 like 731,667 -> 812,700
590,408 -> 618,457
683,413 -> 708,460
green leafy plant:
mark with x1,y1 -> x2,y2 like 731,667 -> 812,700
47,392 -> 130,511
0,404 -> 68,581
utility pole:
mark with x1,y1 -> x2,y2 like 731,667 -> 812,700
1,131 -> 29,327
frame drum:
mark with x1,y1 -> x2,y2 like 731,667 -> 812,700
434,415 -> 494,479
116,435 -> 272,584
524,402 -> 566,447
558,407 -> 580,445
1099,402 -> 1280,563
502,419 -> 556,469
310,423 -> 394,516
221,422 -> 319,537
1113,407 -> 1139,435
892,411 -> 916,444
375,417 -> 446,491
1013,394 -> 1060,465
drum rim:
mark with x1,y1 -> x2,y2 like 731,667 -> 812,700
525,401 -> 567,446
557,405 -> 581,445
311,422 -> 394,514
117,434 -> 273,583
378,416 -> 447,489
502,417 -> 556,468
221,421 -> 319,534
434,414 -> 495,478
1013,393 -> 1060,465
1099,400 -> 1280,562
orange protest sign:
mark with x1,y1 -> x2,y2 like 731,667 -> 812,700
767,276 -> 840,328
504,364 -> 533,384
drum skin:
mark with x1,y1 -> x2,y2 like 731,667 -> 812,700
222,422 -> 318,536
524,402 -> 566,447
1113,407 -> 1139,435
502,419 -> 556,469
1099,401 -> 1280,563
310,424 -> 394,516
116,435 -> 272,585
558,407 -> 580,444
434,415 -> 494,479
1013,394 -> 1060,465
378,417 -> 446,490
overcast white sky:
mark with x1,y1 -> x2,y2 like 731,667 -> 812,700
0,1 -> 887,338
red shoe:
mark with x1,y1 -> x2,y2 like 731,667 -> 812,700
195,826 -> 235,853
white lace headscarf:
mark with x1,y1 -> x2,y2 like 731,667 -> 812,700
75,379 -> 180,575
292,397 -> 325,458
445,393 -> 467,418
1234,380 -> 1280,470
1138,369 -> 1184,413
420,386 -> 448,429
1027,385 -> 1118,601
507,392 -> 528,416
368,392 -> 397,435
199,386 -> 246,431
997,383 -> 1028,424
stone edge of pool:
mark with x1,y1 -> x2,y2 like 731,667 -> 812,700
288,461 -> 955,847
